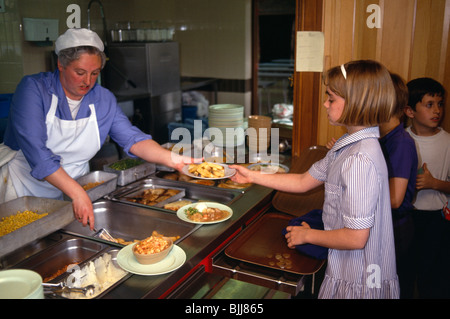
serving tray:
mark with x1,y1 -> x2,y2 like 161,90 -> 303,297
225,212 -> 325,275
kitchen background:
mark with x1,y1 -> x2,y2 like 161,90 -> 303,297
0,0 -> 294,115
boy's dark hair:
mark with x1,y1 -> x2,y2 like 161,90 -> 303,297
407,77 -> 446,111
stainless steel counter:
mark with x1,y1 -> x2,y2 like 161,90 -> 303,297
1,180 -> 274,299
103,183 -> 274,299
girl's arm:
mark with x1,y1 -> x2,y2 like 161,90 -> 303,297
285,223 -> 370,250
229,164 -> 323,193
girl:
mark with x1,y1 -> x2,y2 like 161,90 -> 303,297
231,60 -> 400,299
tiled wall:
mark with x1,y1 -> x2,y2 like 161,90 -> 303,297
0,0 -> 23,93
0,0 -> 252,113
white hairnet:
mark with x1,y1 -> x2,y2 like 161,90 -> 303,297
55,28 -> 104,54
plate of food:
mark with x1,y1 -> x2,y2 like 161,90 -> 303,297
247,163 -> 289,174
176,202 -> 233,224
182,162 -> 236,180
117,243 -> 186,276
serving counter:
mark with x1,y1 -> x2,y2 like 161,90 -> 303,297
0,147 -> 328,299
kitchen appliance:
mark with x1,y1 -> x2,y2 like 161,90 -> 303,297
104,42 -> 182,144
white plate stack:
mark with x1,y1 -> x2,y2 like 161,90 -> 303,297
208,104 -> 245,147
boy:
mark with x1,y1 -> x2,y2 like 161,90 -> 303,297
404,77 -> 450,298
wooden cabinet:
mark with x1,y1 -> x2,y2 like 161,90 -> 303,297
292,0 -> 450,156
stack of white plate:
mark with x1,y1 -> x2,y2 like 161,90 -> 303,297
208,104 -> 245,147
0,269 -> 44,299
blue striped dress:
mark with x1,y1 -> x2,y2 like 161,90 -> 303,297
309,127 -> 400,299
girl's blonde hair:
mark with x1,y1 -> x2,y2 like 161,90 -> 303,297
324,60 -> 396,126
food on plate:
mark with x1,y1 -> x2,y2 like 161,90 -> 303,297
188,162 -> 225,178
151,230 -> 180,242
249,163 -> 287,173
134,235 -> 171,255
115,237 -> 140,246
184,203 -> 230,222
0,210 -> 49,237
82,181 -> 104,190
125,188 -> 181,206
113,230 -> 179,246
164,200 -> 193,211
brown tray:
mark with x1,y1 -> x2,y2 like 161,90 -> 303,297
225,212 -> 325,275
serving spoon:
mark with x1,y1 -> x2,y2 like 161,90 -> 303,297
42,282 -> 96,296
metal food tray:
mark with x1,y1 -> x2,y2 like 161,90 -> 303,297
14,237 -> 109,283
105,177 -> 243,211
63,200 -> 200,245
106,180 -> 186,209
56,247 -> 129,299
103,159 -> 156,186
14,236 -> 130,299
224,211 -> 325,275
0,197 -> 74,258
72,171 -> 118,202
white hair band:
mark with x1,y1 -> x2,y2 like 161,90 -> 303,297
340,64 -> 347,79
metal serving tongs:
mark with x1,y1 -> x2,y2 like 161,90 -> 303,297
87,221 -> 117,243
93,227 -> 118,243
42,282 -> 96,296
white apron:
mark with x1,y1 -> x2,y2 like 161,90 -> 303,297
7,94 -> 101,200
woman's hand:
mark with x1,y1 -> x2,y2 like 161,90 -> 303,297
284,222 -> 311,248
44,167 -> 95,230
130,139 -> 202,173
71,192 -> 95,230
170,152 -> 203,172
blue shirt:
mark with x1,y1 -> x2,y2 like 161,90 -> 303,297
4,70 -> 151,180
379,123 -> 418,214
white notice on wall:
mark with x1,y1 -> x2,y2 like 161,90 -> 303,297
296,31 -> 324,72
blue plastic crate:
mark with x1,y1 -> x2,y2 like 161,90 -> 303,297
182,105 -> 198,122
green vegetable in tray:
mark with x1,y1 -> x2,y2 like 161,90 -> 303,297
109,158 -> 143,171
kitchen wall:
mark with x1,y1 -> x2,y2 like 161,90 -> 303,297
0,0 -> 252,112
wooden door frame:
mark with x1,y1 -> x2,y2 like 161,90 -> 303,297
251,0 -> 323,157
292,0 -> 324,157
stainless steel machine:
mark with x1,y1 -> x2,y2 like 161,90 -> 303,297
104,42 -> 182,144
